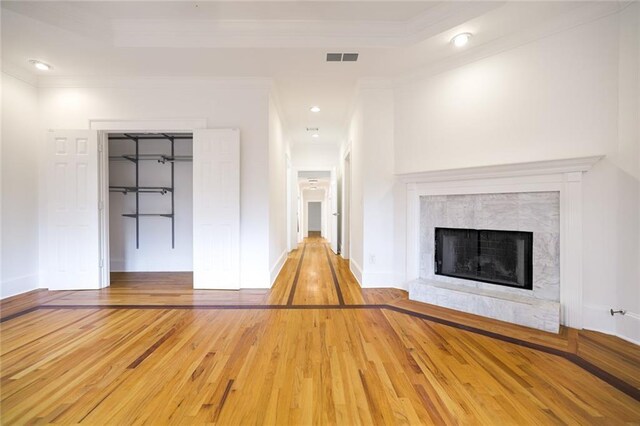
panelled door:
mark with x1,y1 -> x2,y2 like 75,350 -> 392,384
192,129 -> 240,289
46,130 -> 101,290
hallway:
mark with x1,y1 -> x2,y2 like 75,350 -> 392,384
268,236 -> 403,306
1,238 -> 639,424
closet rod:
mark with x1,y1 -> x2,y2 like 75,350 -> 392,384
109,135 -> 192,141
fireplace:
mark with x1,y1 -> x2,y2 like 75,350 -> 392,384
435,227 -> 533,290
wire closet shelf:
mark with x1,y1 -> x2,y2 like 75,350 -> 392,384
108,133 -> 193,249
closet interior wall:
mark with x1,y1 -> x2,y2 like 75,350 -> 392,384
108,134 -> 194,272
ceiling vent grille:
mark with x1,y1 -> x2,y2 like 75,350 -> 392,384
326,53 -> 359,62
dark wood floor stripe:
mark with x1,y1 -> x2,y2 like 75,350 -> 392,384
382,305 -> 568,357
286,244 -> 307,305
0,306 -> 40,323
38,304 -> 385,311
566,353 -> 640,402
2,241 -> 638,404
2,302 -> 639,402
382,305 -> 640,402
324,244 -> 345,305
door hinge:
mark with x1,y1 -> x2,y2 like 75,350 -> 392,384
98,140 -> 104,152
98,201 -> 104,210
99,258 -> 104,268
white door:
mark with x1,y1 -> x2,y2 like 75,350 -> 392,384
46,130 -> 101,290
192,129 -> 240,289
329,168 -> 339,253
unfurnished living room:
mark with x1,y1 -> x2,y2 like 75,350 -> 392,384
1,0 -> 639,424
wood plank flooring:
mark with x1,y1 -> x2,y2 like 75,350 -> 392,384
1,236 -> 639,424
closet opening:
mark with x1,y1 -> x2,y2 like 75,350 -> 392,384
107,133 -> 193,284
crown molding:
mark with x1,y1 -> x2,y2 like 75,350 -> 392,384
35,75 -> 274,90
395,1 -> 625,87
356,78 -> 394,91
111,3 -> 500,49
402,1 -> 504,44
2,1 -> 112,42
2,63 -> 39,87
396,156 -> 604,183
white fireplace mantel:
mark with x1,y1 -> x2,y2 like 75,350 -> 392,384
399,155 -> 603,330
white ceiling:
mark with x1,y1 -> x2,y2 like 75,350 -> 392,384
70,1 -> 441,22
2,1 -> 595,146
298,170 -> 330,191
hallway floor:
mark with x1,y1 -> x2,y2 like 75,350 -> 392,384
1,237 -> 639,424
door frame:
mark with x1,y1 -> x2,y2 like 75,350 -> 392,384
304,200 -> 324,237
90,119 -> 207,288
293,168 -> 333,245
341,149 -> 352,260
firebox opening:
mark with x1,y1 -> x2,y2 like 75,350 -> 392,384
434,227 -> 533,290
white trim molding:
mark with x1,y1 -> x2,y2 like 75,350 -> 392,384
1,274 -> 40,299
584,304 -> 640,346
270,250 -> 288,287
350,258 -> 363,286
89,118 -> 207,132
402,156 -> 603,330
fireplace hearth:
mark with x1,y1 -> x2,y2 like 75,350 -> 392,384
435,227 -> 533,290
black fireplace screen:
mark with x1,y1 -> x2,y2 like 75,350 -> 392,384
435,227 -> 533,289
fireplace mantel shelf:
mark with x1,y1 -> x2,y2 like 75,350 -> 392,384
396,156 -> 603,183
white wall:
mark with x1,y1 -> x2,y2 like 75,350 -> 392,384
611,3 -> 639,342
268,95 -> 288,284
361,87 -> 396,287
1,73 -> 40,298
343,86 -> 396,287
108,137 -> 193,271
392,8 -> 639,341
291,143 -> 338,170
37,80 -> 274,288
345,104 -> 364,283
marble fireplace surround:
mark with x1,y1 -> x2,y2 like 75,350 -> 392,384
399,156 -> 602,332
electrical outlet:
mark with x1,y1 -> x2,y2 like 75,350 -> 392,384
369,254 -> 376,265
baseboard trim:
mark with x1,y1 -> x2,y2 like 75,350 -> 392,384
583,304 -> 640,346
362,272 -> 406,290
1,274 -> 39,299
270,250 -> 288,287
109,262 -> 194,273
350,259 -> 363,286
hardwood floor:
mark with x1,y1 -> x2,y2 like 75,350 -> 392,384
1,236 -> 639,424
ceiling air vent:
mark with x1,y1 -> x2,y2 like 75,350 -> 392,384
326,53 -> 359,62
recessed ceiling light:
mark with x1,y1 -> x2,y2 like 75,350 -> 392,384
310,106 -> 321,113
312,133 -> 320,139
451,33 -> 472,48
29,59 -> 52,71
